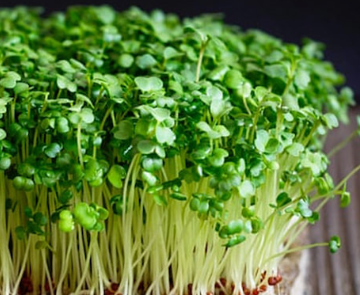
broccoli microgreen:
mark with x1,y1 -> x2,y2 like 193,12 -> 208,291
0,5 -> 358,295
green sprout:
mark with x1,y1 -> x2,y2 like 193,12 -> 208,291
0,5 -> 358,295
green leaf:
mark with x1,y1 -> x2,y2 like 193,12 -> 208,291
0,157 -> 11,170
264,64 -> 288,81
142,171 -> 158,186
68,113 -> 81,125
156,97 -> 175,108
208,148 -> 229,167
56,117 -> 70,134
0,77 -> 17,89
24,207 -> 33,218
224,69 -> 244,89
57,60 -> 76,73
210,98 -> 231,119
80,108 -> 94,124
244,220 -> 253,233
296,199 -> 312,218
137,140 -> 156,154
301,152 -> 324,176
44,143 -> 62,158
250,217 -> 263,233
0,71 -> 21,89
34,241 -> 46,249
329,236 -> 341,253
254,130 -> 269,153
142,156 -> 163,172
94,5 -> 116,24
59,210 -> 73,221
170,192 -> 187,201
286,143 -> 304,157
340,191 -> 351,208
212,125 -> 230,138
236,158 -> 246,175
276,192 -> 291,208
136,54 -> 157,69
239,180 -> 255,198
59,214 -> 75,232
254,86 -> 268,102
265,50 -> 284,63
184,26 -> 208,42
198,200 -> 210,214
135,76 -> 163,92
148,107 -> 171,122
155,145 -> 166,158
84,159 -> 103,184
57,75 -> 77,92
242,206 -> 255,218
111,197 -> 124,215
107,165 -> 126,188
315,177 -> 331,194
265,138 -> 280,154
102,25 -> 121,43
208,65 -> 229,81
76,94 -> 95,108
59,190 -> 73,204
224,235 -> 246,247
307,211 -> 319,224
118,54 -> 134,68
153,194 -> 168,206
164,46 -> 181,59
97,207 -> 109,220
227,220 -> 244,234
73,202 -> 97,230
196,121 -> 212,133
135,119 -> 157,136
168,80 -> 183,94
190,198 -> 200,211
156,126 -> 175,145
0,128 -> 6,140
17,162 -> 36,177
113,120 -> 133,140
33,212 -> 48,226
14,82 -> 29,95
294,69 -> 310,89
13,176 -> 34,191
322,113 -> 339,129
70,59 -> 86,70
6,71 -> 21,81
206,86 -> 223,101
15,226 -> 26,240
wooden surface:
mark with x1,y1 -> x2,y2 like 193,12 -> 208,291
308,107 -> 360,295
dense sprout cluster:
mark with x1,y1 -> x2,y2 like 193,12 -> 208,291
0,5 -> 355,295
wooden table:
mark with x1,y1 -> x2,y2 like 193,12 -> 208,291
308,107 -> 360,295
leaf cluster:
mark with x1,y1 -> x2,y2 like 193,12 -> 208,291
0,6 -> 353,250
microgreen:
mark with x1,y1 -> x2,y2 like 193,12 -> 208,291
0,5 -> 357,295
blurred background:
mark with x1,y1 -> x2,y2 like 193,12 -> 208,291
1,1 -> 359,294
1,0 -> 359,100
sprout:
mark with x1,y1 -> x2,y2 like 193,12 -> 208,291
0,5 -> 358,295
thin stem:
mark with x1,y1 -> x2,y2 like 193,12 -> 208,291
333,162 -> 360,192
195,39 -> 209,83
264,242 -> 329,263
42,249 -> 55,295
99,105 -> 113,131
243,95 -> 252,115
56,233 -> 74,295
77,124 -> 84,168
12,235 -> 32,295
327,129 -> 358,158
74,232 -> 96,294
